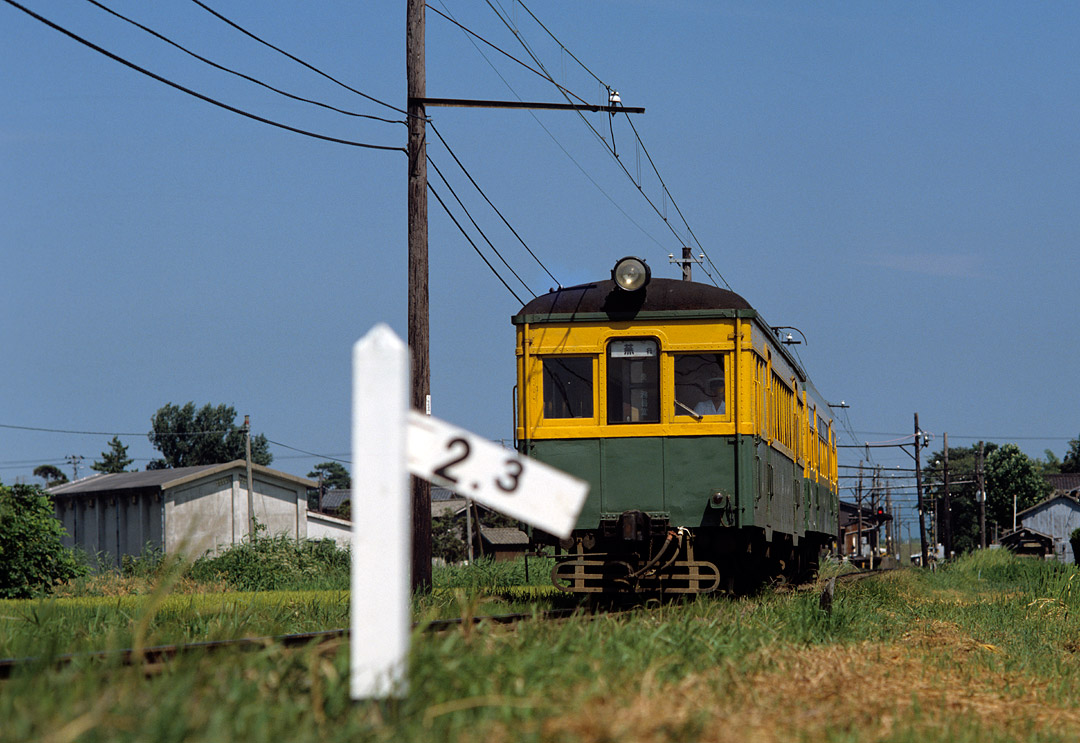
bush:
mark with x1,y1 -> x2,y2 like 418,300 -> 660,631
0,483 -> 87,598
1070,528 -> 1080,566
187,530 -> 350,591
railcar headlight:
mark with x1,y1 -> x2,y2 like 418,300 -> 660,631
611,256 -> 651,292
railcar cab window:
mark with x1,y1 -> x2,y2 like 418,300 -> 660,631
674,353 -> 725,418
542,357 -> 593,419
607,339 -> 659,424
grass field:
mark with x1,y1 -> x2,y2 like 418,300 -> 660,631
5,550 -> 1080,742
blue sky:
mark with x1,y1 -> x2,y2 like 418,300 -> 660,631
3,1 -> 1078,534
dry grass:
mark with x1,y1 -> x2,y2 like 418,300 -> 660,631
541,619 -> 1080,743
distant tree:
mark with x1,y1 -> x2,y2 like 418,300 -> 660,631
147,402 -> 272,469
33,464 -> 68,487
920,443 -> 1000,556
986,444 -> 1053,531
0,483 -> 86,598
1063,435 -> 1080,474
308,462 -> 350,491
91,436 -> 134,474
1041,450 -> 1063,476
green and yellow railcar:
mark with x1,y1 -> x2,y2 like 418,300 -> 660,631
513,257 -> 838,594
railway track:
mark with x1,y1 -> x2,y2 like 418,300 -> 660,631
1,569 -> 897,679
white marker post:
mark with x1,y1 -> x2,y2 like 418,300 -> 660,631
351,325 -> 410,699
351,325 -> 588,700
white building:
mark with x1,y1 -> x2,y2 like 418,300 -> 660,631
49,461 -> 315,567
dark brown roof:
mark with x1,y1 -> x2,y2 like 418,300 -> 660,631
1047,473 -> 1080,494
513,278 -> 753,323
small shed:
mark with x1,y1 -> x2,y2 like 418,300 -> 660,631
1016,493 -> 1080,563
49,461 -> 314,567
838,501 -> 891,559
475,525 -> 530,562
1000,526 -> 1055,558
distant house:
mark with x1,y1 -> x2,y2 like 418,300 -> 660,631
1015,493 -> 1080,563
49,461 -> 314,567
1046,473 -> 1080,498
838,501 -> 891,560
475,525 -> 530,562
1000,525 -> 1056,559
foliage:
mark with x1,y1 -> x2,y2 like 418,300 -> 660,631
0,483 -> 86,598
91,435 -> 134,473
986,443 -> 1054,530
186,531 -> 349,592
919,442 -> 996,555
431,512 -> 467,564
32,464 -> 68,487
1064,435 -> 1080,473
10,552 -> 1080,741
308,462 -> 350,490
147,402 -> 272,469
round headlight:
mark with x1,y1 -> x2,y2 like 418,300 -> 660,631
611,256 -> 651,292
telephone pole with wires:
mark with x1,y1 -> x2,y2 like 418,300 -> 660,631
405,1 -> 642,593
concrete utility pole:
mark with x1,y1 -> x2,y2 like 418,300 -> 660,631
407,0 -> 433,592
856,464 -> 864,559
914,413 -> 929,567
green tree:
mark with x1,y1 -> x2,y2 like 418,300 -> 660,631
308,462 -> 350,490
0,483 -> 86,598
921,443 -> 997,556
147,402 -> 272,469
1063,435 -> 1080,473
91,436 -> 134,473
33,464 -> 68,487
986,444 -> 1053,531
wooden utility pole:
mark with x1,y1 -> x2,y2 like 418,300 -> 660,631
407,0 -> 432,592
856,464 -> 864,559
244,414 -> 255,538
978,441 -> 986,549
915,413 -> 929,567
942,432 -> 951,560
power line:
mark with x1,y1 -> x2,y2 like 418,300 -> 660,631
435,0 -> 666,251
428,120 -> 560,287
186,0 -> 407,117
485,0 -> 719,287
265,439 -> 349,466
0,422 -> 230,437
425,3 -> 589,107
427,179 -> 525,305
428,155 -> 535,298
4,0 -> 406,152
80,0 -> 404,125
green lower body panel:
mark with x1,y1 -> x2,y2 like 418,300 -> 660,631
525,435 -> 837,541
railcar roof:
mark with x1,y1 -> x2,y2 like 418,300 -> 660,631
512,278 -> 753,323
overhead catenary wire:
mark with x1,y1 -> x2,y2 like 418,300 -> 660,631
3,0 -> 405,153
431,0 -> 666,251
484,0 -> 721,288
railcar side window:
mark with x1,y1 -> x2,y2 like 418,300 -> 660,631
607,339 -> 659,424
674,353 -> 725,418
542,357 -> 593,419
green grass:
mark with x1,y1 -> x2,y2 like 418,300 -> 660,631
7,551 -> 1080,742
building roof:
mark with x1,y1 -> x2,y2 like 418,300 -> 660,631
1047,473 -> 1080,495
320,488 -> 351,511
479,526 -> 529,546
1016,492 -> 1080,520
48,461 -> 316,497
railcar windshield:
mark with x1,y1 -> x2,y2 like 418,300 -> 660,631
606,339 -> 659,424
674,353 -> 725,418
542,357 -> 593,419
